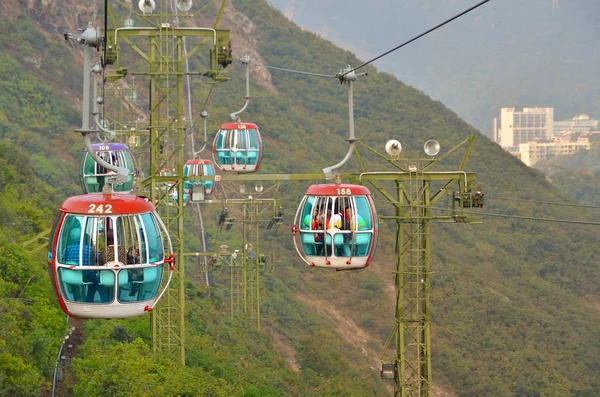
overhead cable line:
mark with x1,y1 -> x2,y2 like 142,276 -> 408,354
341,0 -> 492,77
429,205 -> 600,226
252,61 -> 335,78
485,196 -> 600,209
200,83 -> 215,115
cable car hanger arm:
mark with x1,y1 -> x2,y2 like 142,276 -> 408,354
323,66 -> 367,180
229,55 -> 252,121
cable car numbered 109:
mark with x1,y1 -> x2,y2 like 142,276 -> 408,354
293,184 -> 378,270
212,122 -> 262,173
47,194 -> 174,319
80,143 -> 137,194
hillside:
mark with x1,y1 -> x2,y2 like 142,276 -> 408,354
534,144 -> 600,206
268,0 -> 600,135
0,0 -> 599,396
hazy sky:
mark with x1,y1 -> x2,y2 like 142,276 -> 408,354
267,0 -> 600,135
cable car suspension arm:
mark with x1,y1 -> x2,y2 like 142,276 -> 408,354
68,23 -> 129,186
230,55 -> 252,121
322,65 -> 367,180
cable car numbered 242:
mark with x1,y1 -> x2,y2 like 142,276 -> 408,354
47,194 -> 174,319
293,184 -> 378,270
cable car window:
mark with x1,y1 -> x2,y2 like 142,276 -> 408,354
95,217 -> 106,258
117,265 -> 162,303
300,196 -> 315,230
354,197 -> 372,230
116,216 -> 125,249
56,215 -> 101,303
116,215 -> 139,260
247,130 -> 259,165
81,217 -> 97,264
236,130 -> 247,150
57,215 -> 93,265
135,215 -> 148,263
82,153 -> 93,175
226,130 -> 235,150
248,129 -> 259,149
99,217 -> 127,265
141,213 -> 163,263
217,129 -> 226,148
47,211 -> 61,263
118,152 -> 127,168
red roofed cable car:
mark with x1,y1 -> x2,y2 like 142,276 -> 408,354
212,122 -> 262,173
183,159 -> 215,195
292,184 -> 378,270
47,194 -> 174,319
80,143 -> 137,194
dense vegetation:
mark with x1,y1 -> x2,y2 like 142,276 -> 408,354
0,1 -> 599,396
535,145 -> 600,206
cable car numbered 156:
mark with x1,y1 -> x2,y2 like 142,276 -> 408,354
47,194 -> 174,319
293,184 -> 378,270
212,122 -> 262,173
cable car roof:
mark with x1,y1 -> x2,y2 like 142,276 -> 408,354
218,122 -> 259,130
60,194 -> 155,214
305,184 -> 372,196
85,143 -> 130,151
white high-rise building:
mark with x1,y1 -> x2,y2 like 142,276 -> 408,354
495,107 -> 554,147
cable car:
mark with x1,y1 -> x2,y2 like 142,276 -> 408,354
157,168 -> 190,206
167,186 -> 190,206
293,184 -> 378,270
80,143 -> 137,194
47,194 -> 174,319
183,159 -> 215,195
212,122 -> 262,173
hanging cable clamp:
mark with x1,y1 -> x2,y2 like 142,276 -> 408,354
336,65 -> 368,84
240,54 -> 252,65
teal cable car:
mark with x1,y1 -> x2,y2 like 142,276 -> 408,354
183,159 -> 215,195
48,194 -> 174,319
212,122 -> 262,173
80,143 -> 137,194
293,184 -> 378,270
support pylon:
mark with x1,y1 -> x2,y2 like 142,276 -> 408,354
102,1 -> 232,365
353,136 -> 479,397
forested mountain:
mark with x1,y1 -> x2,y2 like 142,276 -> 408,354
535,144 -> 600,207
269,0 -> 600,135
0,1 -> 599,396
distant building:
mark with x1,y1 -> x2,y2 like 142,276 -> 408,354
493,108 -> 595,167
519,140 -> 590,167
553,114 -> 598,134
495,107 -> 554,147
552,131 -> 572,143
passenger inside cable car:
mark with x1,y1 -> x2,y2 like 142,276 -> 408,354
294,185 -> 377,270
54,213 -> 164,305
